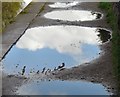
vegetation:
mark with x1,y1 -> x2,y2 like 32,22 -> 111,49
0,2 -> 2,33
39,3 -> 46,13
20,8 -> 29,14
1,2 -> 45,33
2,2 -> 22,32
20,3 -> 32,14
99,2 -> 120,91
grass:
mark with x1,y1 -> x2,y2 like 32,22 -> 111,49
0,1 -> 2,33
39,3 -> 46,13
2,2 -> 22,32
20,2 -> 32,14
99,2 -> 120,92
2,2 -> 46,33
20,8 -> 29,14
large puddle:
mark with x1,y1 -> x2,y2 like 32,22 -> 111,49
49,2 -> 80,8
44,10 -> 103,21
2,25 -> 111,76
17,80 -> 110,95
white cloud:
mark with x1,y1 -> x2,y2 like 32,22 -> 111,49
49,2 -> 80,8
44,10 -> 99,21
16,25 -> 100,56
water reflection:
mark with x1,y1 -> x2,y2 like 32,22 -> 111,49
44,10 -> 103,21
3,26 -> 111,75
17,80 -> 110,95
97,29 -> 111,43
16,26 -> 110,51
49,2 -> 80,8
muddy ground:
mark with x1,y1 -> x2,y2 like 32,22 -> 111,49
2,2 -> 118,95
2,73 -> 28,95
51,41 -> 117,94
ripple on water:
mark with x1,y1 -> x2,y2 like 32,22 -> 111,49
2,26 -> 111,76
44,10 -> 103,21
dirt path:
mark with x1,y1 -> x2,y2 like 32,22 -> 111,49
1,2 -> 117,95
51,42 -> 117,94
2,73 -> 28,95
48,2 -> 117,94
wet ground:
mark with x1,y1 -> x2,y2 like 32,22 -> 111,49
2,2 -> 116,95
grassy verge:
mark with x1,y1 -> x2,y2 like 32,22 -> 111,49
39,3 -> 46,13
0,2 -> 2,33
2,2 -> 46,33
20,3 -> 32,14
2,2 -> 22,33
99,2 -> 120,92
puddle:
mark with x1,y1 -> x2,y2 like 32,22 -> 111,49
2,25 -> 111,76
44,10 -> 103,21
49,2 -> 80,8
17,80 -> 110,95
97,29 -> 111,43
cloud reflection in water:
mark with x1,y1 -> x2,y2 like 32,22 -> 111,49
3,25 -> 106,75
44,10 -> 102,21
16,26 -> 101,54
16,25 -> 101,64
49,2 -> 80,8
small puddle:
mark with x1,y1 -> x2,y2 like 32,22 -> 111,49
17,80 -> 110,95
97,29 -> 111,43
44,10 -> 103,21
49,2 -> 80,8
2,25 -> 111,76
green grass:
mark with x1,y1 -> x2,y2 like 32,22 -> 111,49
2,2 -> 46,33
39,3 -> 46,13
20,3 -> 32,14
20,9 -> 29,14
99,2 -> 120,92
0,2 -> 2,33
2,2 -> 22,32
99,2 -> 112,10
99,2 -> 117,28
